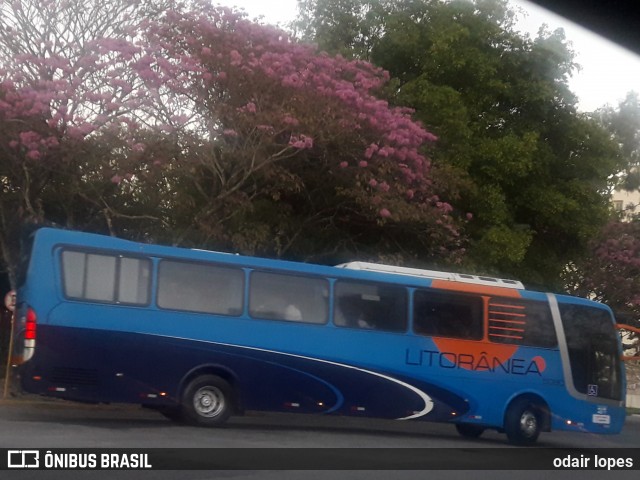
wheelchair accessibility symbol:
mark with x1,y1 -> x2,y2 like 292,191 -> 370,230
587,384 -> 598,396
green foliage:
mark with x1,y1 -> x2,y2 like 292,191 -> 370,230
295,0 -> 389,58
596,92 -> 640,193
297,0 -> 623,288
0,0 -> 628,294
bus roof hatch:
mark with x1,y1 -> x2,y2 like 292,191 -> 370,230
335,262 -> 524,289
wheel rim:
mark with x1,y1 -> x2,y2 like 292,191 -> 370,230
193,386 -> 225,418
519,410 -> 538,438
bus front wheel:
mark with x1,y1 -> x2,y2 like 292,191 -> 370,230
181,375 -> 233,427
504,398 -> 542,445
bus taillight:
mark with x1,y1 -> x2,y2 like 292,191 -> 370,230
25,308 -> 37,339
24,307 -> 37,361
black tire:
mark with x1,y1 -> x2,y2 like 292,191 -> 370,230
181,375 -> 233,427
504,398 -> 542,445
455,423 -> 485,438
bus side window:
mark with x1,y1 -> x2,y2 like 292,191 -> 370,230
83,254 -> 117,302
413,290 -> 483,340
488,298 -> 556,347
61,250 -> 151,305
157,260 -> 244,315
249,271 -> 328,324
334,281 -> 407,332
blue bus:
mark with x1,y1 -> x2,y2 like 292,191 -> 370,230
13,227 -> 625,444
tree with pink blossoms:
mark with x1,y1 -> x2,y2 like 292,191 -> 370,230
139,3 -> 463,262
0,80 -> 177,287
0,0 -> 463,288
0,0 -> 177,287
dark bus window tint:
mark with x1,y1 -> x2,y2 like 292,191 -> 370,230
334,281 -> 407,332
559,304 -> 622,401
249,272 -> 328,324
157,261 -> 244,315
488,299 -> 557,347
413,291 -> 483,340
61,251 -> 150,305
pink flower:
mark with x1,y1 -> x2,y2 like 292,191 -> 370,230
229,50 -> 242,66
26,150 -> 41,160
379,208 -> 391,218
364,143 -> 378,159
282,115 -> 299,126
289,135 -> 314,149
19,131 -> 40,148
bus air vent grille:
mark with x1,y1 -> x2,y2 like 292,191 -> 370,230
51,367 -> 99,386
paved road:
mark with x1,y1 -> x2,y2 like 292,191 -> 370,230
0,396 -> 638,448
0,397 -> 638,479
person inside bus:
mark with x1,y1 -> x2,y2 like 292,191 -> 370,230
336,296 -> 375,329
251,292 -> 303,322
283,303 -> 302,321
356,313 -> 375,329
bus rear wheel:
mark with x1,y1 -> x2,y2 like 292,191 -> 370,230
504,398 -> 542,445
181,375 -> 233,427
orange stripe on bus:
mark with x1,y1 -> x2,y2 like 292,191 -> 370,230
489,315 -> 525,319
489,318 -> 526,325
430,280 -> 523,297
432,338 -> 519,364
490,326 -> 525,332
490,303 -> 526,309
489,311 -> 526,318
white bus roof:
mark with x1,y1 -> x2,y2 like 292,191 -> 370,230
335,261 -> 524,289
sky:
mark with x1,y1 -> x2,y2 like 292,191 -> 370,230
512,1 -> 640,112
215,0 -> 640,113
